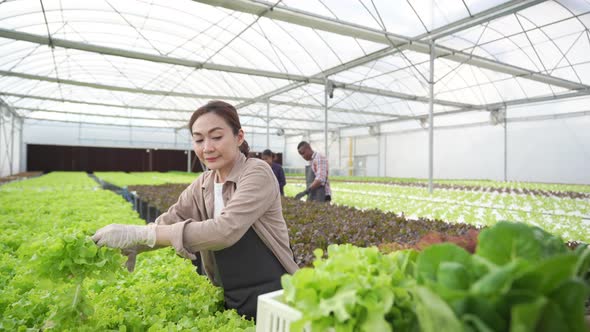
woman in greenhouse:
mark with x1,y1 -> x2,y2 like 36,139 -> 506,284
92,100 -> 299,320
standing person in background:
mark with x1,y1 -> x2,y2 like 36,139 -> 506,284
294,141 -> 331,202
92,100 -> 298,321
261,149 -> 286,196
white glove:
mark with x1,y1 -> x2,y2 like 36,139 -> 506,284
92,224 -> 156,249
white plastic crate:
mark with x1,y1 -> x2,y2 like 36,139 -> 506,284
256,290 -> 305,332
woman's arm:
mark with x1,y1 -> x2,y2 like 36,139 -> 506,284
155,178 -> 202,225
156,161 -> 278,252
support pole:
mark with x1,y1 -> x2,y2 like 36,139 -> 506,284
10,114 -> 15,175
428,39 -> 435,194
377,134 -> 381,176
0,107 -> 3,174
348,137 -> 353,176
384,135 -> 388,177
324,81 -> 329,160
504,108 -> 508,182
266,99 -> 270,149
187,150 -> 191,173
282,136 -> 286,166
148,150 -> 152,171
338,134 -> 341,171
19,117 -> 24,173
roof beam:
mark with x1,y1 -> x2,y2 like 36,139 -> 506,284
236,46 -> 405,107
0,97 -> 22,119
0,29 -> 478,109
0,72 -> 424,120
420,0 -> 545,41
347,110 -> 590,137
2,92 -> 357,125
16,107 -> 320,131
197,0 -> 588,91
311,88 -> 590,132
482,88 -> 590,109
234,1 -> 549,115
334,81 -> 478,109
24,117 -> 184,130
24,117 -> 298,135
266,99 -> 408,118
0,70 -> 244,100
0,85 -> 400,124
0,28 -> 308,82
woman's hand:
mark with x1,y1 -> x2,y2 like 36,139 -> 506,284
93,223 -> 197,266
92,224 -> 156,249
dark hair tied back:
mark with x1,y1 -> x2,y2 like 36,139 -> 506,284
239,140 -> 250,157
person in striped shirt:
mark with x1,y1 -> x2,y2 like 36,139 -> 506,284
294,141 -> 331,202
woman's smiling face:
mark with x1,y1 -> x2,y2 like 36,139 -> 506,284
192,112 -> 244,180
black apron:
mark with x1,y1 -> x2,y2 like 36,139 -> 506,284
305,165 -> 326,202
213,227 -> 286,320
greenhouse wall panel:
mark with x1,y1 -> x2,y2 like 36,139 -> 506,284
507,117 -> 590,185
0,106 -> 23,177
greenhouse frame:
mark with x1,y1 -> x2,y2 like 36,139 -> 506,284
0,0 -> 588,185
3,1 -> 590,331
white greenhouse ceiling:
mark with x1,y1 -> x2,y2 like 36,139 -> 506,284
0,0 -> 589,135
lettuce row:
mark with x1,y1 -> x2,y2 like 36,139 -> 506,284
0,172 -> 253,331
283,222 -> 590,332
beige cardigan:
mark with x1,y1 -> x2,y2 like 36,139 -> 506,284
155,153 -> 299,285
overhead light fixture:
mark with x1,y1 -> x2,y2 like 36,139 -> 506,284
419,118 -> 428,129
368,126 -> 379,136
325,80 -> 335,99
489,108 -> 506,125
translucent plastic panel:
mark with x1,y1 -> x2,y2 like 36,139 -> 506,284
273,103 -> 388,128
243,102 -> 365,126
508,94 -> 590,118
368,0 -> 428,36
266,83 -> 438,125
209,17 -> 383,76
2,0 -> 588,131
0,3 -> 50,35
280,0 -> 392,32
438,1 -> 589,84
280,0 -> 494,37
515,77 -> 568,97
270,118 -> 336,131
557,0 -> 590,15
25,110 -> 183,128
463,0 -> 510,16
0,39 -> 45,69
518,1 -> 574,28
0,40 -> 292,99
0,80 -> 217,112
238,106 -> 329,131
410,0 -> 470,32
380,120 -> 423,133
246,103 -> 321,123
436,78 -> 524,105
325,91 -> 435,118
17,104 -> 190,126
435,59 -> 512,105
437,74 -> 568,106
0,0 -> 249,61
433,110 -> 492,127
271,84 -> 326,106
332,51 -> 431,98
